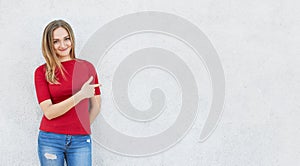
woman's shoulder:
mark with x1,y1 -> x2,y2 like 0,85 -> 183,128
34,63 -> 46,74
75,58 -> 95,67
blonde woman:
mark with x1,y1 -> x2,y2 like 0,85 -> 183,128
34,20 -> 101,166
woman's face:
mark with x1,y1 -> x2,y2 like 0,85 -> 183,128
52,27 -> 72,60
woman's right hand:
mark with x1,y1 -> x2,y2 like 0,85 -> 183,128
80,76 -> 100,99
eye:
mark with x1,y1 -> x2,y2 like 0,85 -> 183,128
53,40 -> 58,44
65,37 -> 70,41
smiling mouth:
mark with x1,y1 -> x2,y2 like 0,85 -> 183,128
59,48 -> 69,51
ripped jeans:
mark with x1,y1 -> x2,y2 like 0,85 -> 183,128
38,130 -> 92,166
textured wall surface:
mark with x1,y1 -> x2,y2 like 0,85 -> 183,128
0,0 -> 299,165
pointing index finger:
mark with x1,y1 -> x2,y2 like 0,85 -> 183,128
91,84 -> 100,87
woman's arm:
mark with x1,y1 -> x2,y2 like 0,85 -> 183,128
39,91 -> 84,120
39,76 -> 99,120
89,95 -> 101,124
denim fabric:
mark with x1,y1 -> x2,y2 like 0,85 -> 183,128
38,130 -> 92,166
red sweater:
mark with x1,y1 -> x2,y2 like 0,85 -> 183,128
34,59 -> 101,135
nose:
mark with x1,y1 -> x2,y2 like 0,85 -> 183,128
59,41 -> 68,49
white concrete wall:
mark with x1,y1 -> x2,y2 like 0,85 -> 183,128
0,0 -> 299,165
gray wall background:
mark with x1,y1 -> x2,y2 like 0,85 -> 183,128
0,0 -> 299,165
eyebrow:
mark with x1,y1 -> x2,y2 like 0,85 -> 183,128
53,35 -> 70,40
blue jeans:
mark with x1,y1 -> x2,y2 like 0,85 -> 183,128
38,130 -> 92,166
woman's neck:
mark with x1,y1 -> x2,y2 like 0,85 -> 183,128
59,56 -> 73,62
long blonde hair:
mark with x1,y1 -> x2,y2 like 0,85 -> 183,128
42,20 -> 76,84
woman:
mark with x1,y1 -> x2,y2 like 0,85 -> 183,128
34,20 -> 101,166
